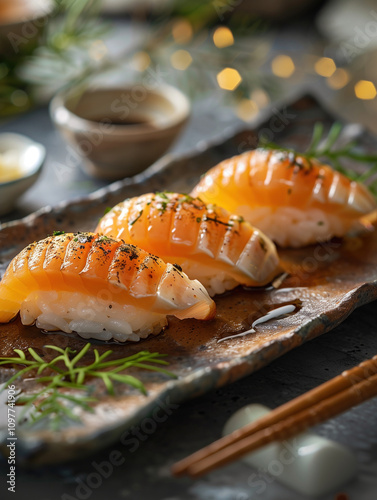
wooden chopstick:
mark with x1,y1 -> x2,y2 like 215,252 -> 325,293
171,354 -> 377,477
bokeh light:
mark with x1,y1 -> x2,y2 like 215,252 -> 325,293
237,99 -> 259,121
271,55 -> 295,78
326,68 -> 350,90
217,68 -> 242,91
213,27 -> 234,48
354,80 -> 377,100
131,51 -> 151,71
314,57 -> 336,77
170,50 -> 193,70
172,19 -> 193,44
89,40 -> 107,61
250,88 -> 270,108
10,89 -> 28,107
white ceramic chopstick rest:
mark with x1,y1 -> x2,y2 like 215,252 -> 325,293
223,404 -> 357,496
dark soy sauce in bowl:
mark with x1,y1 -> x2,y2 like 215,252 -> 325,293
90,116 -> 156,128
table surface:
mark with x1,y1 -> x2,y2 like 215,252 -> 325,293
1,16 -> 377,500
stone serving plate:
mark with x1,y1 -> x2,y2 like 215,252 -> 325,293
0,95 -> 377,466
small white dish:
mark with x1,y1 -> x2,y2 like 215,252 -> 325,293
224,404 -> 357,497
0,133 -> 45,216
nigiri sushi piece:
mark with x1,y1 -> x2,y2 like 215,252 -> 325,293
191,149 -> 377,247
0,232 -> 215,342
95,193 -> 280,296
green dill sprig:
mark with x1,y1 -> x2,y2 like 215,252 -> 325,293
129,209 -> 144,226
0,344 -> 175,430
155,192 -> 169,200
98,206 -> 113,222
260,122 -> 377,197
202,215 -> 234,228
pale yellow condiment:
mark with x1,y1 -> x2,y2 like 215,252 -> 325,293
0,151 -> 23,183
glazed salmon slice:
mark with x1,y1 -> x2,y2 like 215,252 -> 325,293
0,232 -> 215,324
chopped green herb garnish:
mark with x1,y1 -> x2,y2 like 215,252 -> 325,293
203,215 -> 233,228
159,201 -> 168,214
155,192 -> 169,200
196,217 -> 202,223
129,210 -> 144,226
98,207 -> 113,222
181,193 -> 195,203
52,230 -> 65,236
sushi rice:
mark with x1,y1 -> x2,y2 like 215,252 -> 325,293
20,291 -> 167,342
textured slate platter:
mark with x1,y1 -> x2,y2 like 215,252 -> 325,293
0,94 -> 376,466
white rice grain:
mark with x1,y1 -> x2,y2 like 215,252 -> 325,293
20,291 -> 167,342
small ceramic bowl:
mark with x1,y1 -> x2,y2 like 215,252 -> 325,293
49,83 -> 190,180
0,133 -> 45,216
